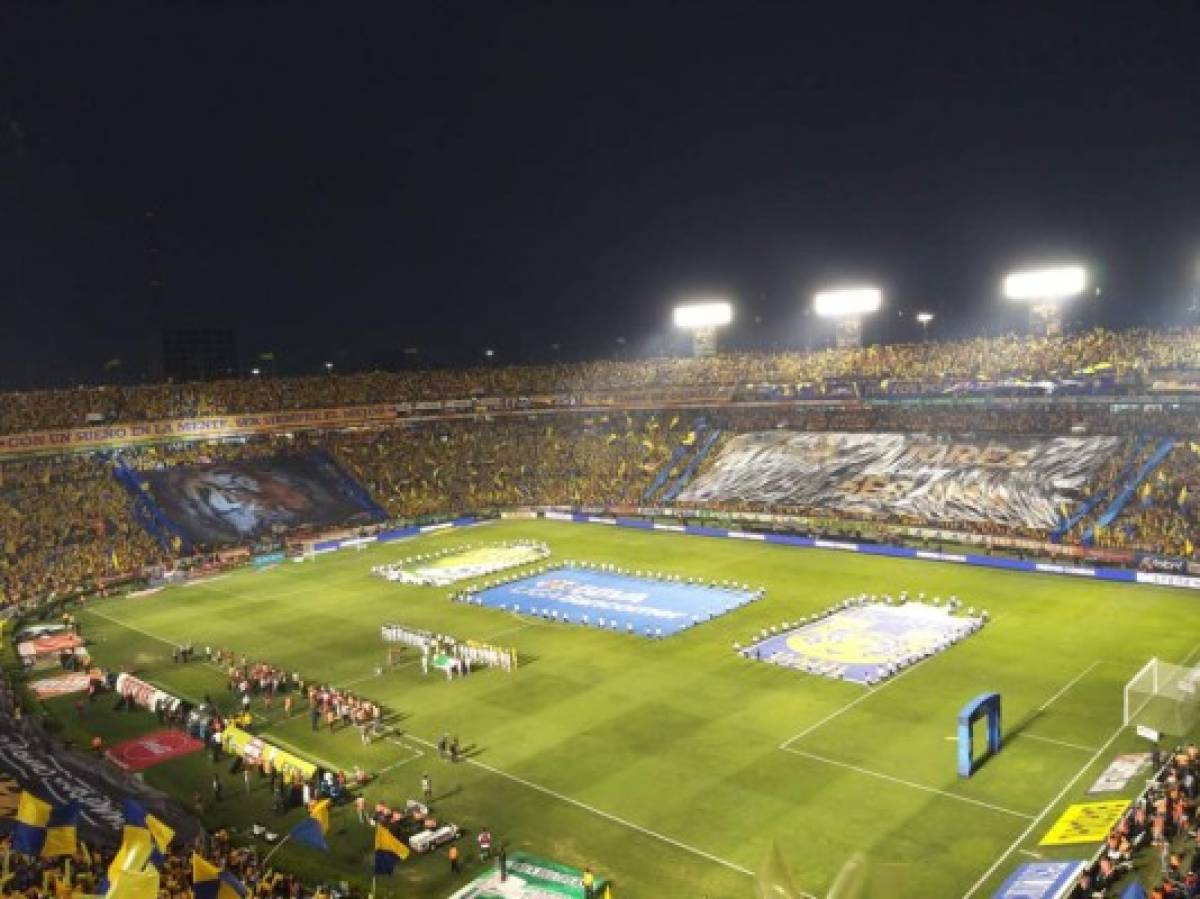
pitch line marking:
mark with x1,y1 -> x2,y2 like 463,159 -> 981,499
1037,660 -> 1102,712
961,644 -> 1200,899
1020,733 -> 1097,753
85,605 -> 752,880
780,747 -> 1034,820
777,651 -> 934,750
401,733 -> 755,879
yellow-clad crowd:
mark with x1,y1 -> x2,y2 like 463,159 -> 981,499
1,327 -> 1198,435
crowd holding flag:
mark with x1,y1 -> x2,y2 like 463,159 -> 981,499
101,800 -> 174,898
12,791 -> 79,858
191,853 -> 247,899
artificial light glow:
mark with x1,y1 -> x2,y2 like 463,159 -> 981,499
1003,266 -> 1087,302
916,312 -> 934,324
813,287 -> 882,318
673,301 -> 733,329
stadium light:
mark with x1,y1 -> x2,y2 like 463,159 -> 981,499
813,287 -> 882,318
673,301 -> 732,329
250,367 -> 261,376
813,286 -> 882,348
324,361 -> 334,372
674,300 -> 733,357
916,311 -> 934,341
1003,265 -> 1087,302
1003,265 -> 1087,336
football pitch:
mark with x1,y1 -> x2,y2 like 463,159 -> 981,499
59,520 -> 1200,898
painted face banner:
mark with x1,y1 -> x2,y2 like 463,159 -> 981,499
141,452 -> 381,545
678,432 -> 1123,529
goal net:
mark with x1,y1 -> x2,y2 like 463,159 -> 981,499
1124,657 -> 1200,735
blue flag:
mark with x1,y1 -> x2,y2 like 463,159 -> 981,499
288,816 -> 329,852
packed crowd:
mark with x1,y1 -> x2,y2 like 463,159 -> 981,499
327,413 -> 676,518
2,392 -> 1200,609
1070,744 -> 1199,898
0,829 -> 326,899
0,454 -> 162,607
1092,443 -> 1200,558
3,327 -> 1200,434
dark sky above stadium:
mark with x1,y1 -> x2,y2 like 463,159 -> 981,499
3,2 -> 1200,384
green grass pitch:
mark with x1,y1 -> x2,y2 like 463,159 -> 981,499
50,520 -> 1200,898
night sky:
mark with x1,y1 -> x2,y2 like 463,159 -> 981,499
3,3 -> 1200,385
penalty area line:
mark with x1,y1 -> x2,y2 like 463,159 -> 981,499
777,651 -> 933,750
780,747 -> 1034,820
1037,660 -> 1102,712
402,733 -> 754,879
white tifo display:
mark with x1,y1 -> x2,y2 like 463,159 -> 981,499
1124,657 -> 1200,736
371,540 -> 550,587
678,431 -> 1122,529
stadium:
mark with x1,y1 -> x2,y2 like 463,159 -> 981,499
2,317 -> 1200,899
5,6 -> 1200,899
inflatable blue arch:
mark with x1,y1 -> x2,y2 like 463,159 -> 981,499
958,692 -> 1002,777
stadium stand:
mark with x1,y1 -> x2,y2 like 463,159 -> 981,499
3,327 -> 1200,434
1,327 -> 1200,608
5,328 -> 1200,899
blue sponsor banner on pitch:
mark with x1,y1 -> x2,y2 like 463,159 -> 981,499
992,860 -> 1084,899
471,567 -> 758,637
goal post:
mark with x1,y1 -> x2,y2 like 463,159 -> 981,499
1124,657 -> 1200,736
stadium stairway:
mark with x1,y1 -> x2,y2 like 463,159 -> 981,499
1085,437 -> 1177,542
642,444 -> 689,503
661,426 -> 723,503
111,459 -> 193,554
1053,436 -> 1149,539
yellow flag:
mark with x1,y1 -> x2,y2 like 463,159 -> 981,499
107,869 -> 159,899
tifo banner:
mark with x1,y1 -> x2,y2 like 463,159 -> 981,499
106,730 -> 203,771
1088,753 -> 1152,794
678,432 -> 1123,529
447,852 -> 607,898
141,452 -> 382,545
991,860 -> 1086,899
0,732 -> 124,830
221,726 -> 316,780
0,404 -> 396,457
1039,800 -> 1129,846
28,671 -> 93,698
0,775 -> 19,818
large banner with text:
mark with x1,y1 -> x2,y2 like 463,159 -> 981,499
0,404 -> 396,457
678,431 -> 1122,529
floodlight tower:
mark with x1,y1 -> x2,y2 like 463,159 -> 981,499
1003,265 -> 1087,337
673,300 -> 733,358
916,311 -> 934,341
813,287 -> 882,348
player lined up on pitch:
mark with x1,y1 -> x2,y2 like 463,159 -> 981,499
210,648 -> 385,741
